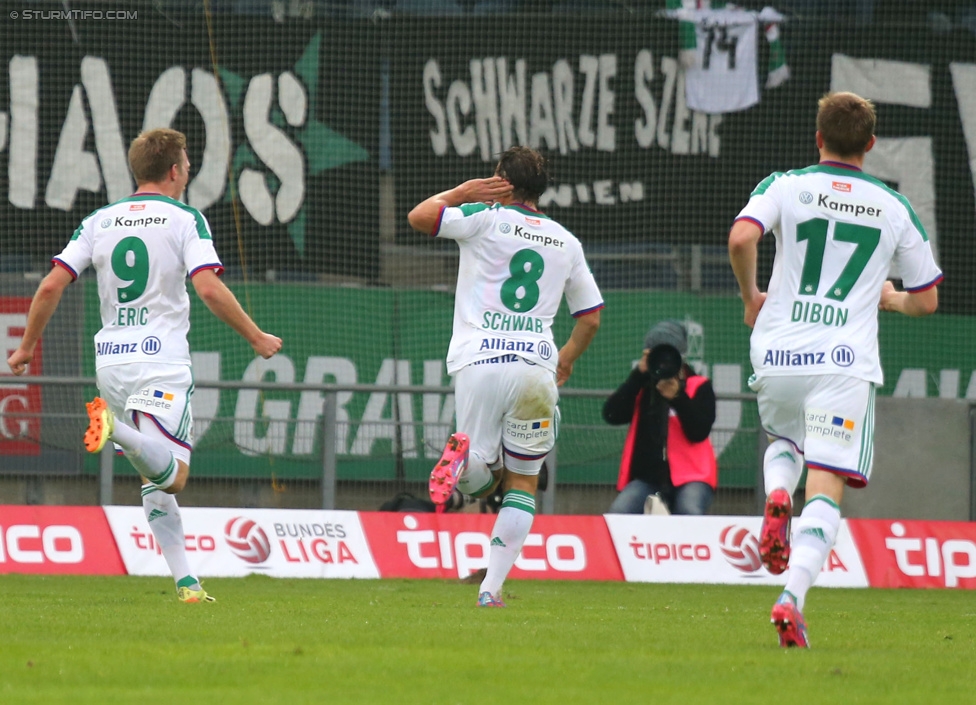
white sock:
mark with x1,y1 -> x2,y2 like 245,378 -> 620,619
109,416 -> 141,447
479,490 -> 535,597
142,486 -> 198,590
113,419 -> 178,489
456,452 -> 494,496
785,494 -> 841,611
763,439 -> 803,497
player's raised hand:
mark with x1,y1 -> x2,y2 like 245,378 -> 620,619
458,176 -> 513,205
252,332 -> 282,359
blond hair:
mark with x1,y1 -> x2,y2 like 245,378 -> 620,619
128,128 -> 187,185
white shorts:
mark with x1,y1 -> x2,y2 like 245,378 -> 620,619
454,358 -> 559,475
749,373 -> 875,488
96,363 -> 194,464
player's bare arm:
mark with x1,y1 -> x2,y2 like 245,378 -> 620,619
879,280 -> 939,317
556,309 -> 601,387
6,266 -> 74,375
728,219 -> 767,328
407,176 -> 513,234
191,269 -> 282,359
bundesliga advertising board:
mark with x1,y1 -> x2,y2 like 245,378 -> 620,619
3,507 -> 976,590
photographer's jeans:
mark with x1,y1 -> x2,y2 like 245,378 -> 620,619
609,479 -> 714,515
671,481 -> 714,515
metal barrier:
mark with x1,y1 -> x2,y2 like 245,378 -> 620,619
0,375 -> 763,514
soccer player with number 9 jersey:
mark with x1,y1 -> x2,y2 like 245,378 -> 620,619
729,92 -> 942,647
7,129 -> 282,603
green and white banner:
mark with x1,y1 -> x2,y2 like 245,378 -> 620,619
72,283 -> 976,484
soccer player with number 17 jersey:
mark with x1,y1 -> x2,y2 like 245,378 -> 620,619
409,146 -> 603,607
729,92 -> 942,647
7,129 -> 282,603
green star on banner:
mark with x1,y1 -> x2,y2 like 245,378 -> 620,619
220,32 -> 369,257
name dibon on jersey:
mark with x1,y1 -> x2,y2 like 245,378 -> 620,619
790,301 -> 849,327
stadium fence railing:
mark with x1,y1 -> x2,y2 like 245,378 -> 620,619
0,375 -> 765,516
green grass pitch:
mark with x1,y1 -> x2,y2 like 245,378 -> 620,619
1,575 -> 973,704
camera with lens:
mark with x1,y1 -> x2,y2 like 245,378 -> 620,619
647,344 -> 683,382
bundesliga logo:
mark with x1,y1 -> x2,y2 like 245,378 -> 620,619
224,516 -> 272,564
719,525 -> 762,573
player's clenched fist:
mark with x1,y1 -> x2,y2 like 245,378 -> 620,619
252,333 -> 283,359
7,349 -> 31,376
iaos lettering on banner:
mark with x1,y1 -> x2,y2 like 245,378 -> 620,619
0,34 -> 367,254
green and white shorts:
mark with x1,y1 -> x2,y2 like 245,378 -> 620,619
750,373 -> 875,488
96,363 -> 194,465
454,358 -> 558,476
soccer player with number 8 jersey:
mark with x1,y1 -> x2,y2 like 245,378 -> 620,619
729,92 -> 942,647
408,146 -> 603,607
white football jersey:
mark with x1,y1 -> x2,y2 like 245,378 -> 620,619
736,162 -> 943,385
684,7 -> 760,114
54,193 -> 223,369
435,202 -> 604,375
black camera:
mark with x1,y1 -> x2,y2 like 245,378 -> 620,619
647,344 -> 683,382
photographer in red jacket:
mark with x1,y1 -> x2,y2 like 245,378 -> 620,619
602,320 -> 717,514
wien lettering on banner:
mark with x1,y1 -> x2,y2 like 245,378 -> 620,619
391,15 -> 976,312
